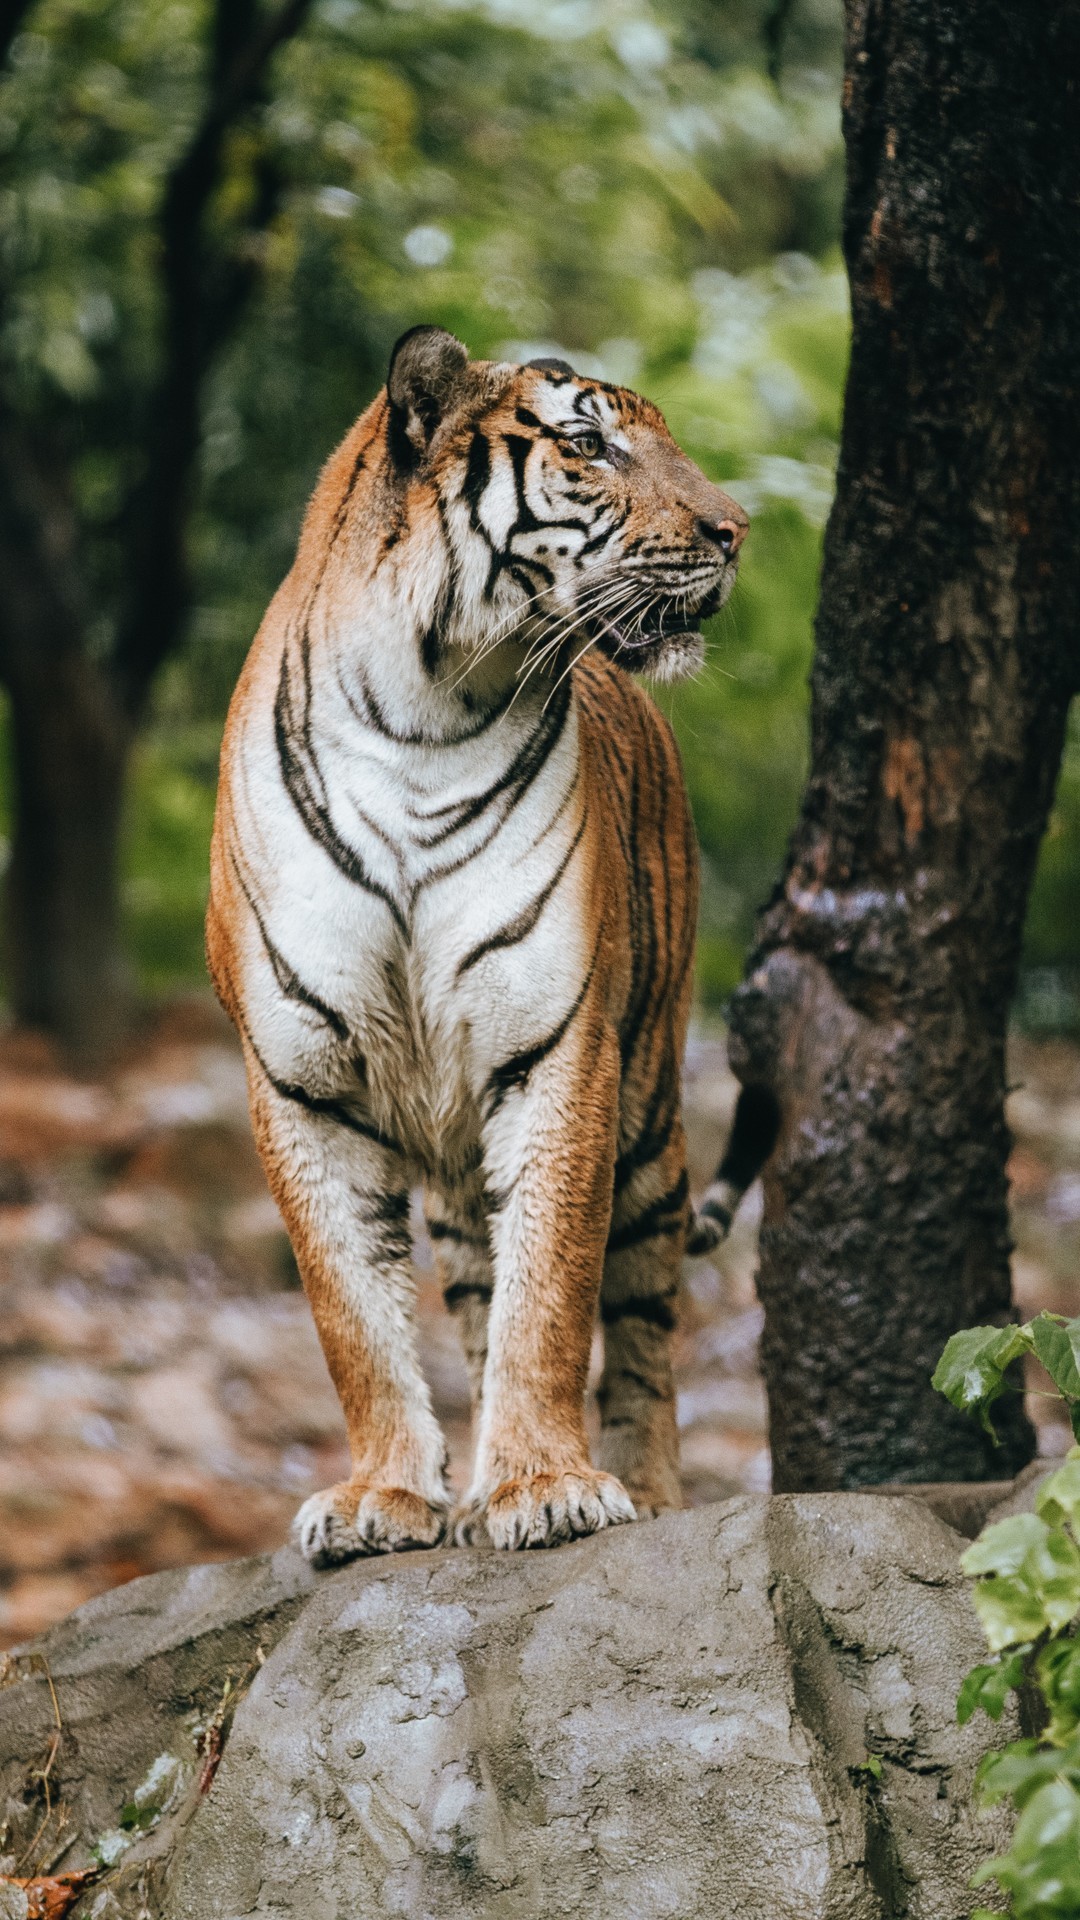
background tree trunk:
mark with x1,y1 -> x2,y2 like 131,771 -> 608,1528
727,0 -> 1080,1488
5,656 -> 132,1063
0,0 -> 312,1062
0,421 -> 134,1064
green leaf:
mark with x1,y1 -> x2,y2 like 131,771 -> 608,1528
119,1800 -> 160,1831
975,1739 -> 1051,1807
1038,1458 -> 1080,1534
1036,1637 -> 1080,1746
1025,1526 -> 1080,1635
963,1514 -> 1049,1579
1030,1312 -> 1080,1401
964,1516 -> 1080,1649
932,1324 -> 1032,1437
976,1734 -> 1080,1809
973,1575 -> 1056,1652
957,1651 -> 1029,1724
975,1777 -> 1080,1911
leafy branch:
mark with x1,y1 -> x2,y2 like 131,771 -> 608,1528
934,1314 -> 1080,1916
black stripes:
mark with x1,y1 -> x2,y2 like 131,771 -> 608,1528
514,405 -> 561,439
275,640 -> 409,937
463,413 -> 602,604
272,1079 -> 402,1154
420,617 -> 443,677
444,1279 -> 494,1311
606,1168 -> 689,1252
612,1044 -> 678,1192
601,1291 -> 677,1331
246,1019 -> 403,1158
427,1219 -> 488,1250
231,850 -> 349,1041
342,659 -> 514,749
484,942 -> 600,1116
697,1196 -> 732,1234
601,1366 -> 666,1401
463,427 -> 491,530
715,1084 -> 781,1191
687,1085 -> 781,1253
356,1187 -> 412,1262
456,808 -> 587,976
412,675 -> 572,851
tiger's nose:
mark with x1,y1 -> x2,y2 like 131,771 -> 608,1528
696,513 -> 748,557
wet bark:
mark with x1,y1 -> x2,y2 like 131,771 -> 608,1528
728,0 -> 1080,1488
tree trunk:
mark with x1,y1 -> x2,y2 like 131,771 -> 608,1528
727,0 -> 1080,1489
0,3 -> 315,1066
4,652 -> 134,1065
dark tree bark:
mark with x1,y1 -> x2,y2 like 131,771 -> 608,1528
727,0 -> 1080,1487
6,658 -> 132,1060
0,0 -> 313,1061
0,423 -> 133,1059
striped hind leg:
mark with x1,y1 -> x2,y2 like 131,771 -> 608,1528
424,1165 -> 493,1417
597,1133 -> 688,1515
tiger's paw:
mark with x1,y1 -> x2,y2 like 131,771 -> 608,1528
455,1469 -> 636,1551
293,1480 -> 448,1565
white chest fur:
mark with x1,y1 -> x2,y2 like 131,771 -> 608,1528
226,629 -> 591,1171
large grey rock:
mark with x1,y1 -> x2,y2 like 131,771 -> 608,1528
0,1496 -> 1007,1918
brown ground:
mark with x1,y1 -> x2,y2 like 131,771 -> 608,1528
1,997 -> 1077,1647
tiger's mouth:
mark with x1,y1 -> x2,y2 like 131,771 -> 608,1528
586,582 -> 725,680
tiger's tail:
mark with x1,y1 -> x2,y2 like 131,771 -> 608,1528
687,1084 -> 780,1255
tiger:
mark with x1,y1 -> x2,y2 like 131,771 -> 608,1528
206,325 -> 748,1559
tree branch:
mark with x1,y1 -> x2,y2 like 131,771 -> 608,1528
114,0 -> 315,712
762,0 -> 797,87
0,419 -> 90,687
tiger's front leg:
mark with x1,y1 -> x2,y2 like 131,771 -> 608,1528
456,1019 -> 637,1549
248,1064 -> 449,1562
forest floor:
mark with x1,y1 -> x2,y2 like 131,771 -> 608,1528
0,996 -> 1078,1647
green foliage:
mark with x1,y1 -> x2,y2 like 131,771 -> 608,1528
123,732 -> 219,992
0,0 -> 849,1005
934,1314 -> 1080,1445
958,1652 -> 1030,1726
932,1324 -> 1033,1440
0,0 -> 1075,1015
118,1800 -> 160,1831
934,1328 -> 1080,1917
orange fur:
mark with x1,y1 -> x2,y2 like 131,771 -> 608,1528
207,336 -> 746,1554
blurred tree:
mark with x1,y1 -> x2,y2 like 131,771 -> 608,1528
0,0 -> 846,1055
5,0 -> 1072,1080
0,0 -> 316,1057
724,0 -> 1080,1488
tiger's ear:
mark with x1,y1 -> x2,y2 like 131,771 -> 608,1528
386,325 -> 470,467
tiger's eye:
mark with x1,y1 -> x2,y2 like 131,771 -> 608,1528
576,432 -> 603,459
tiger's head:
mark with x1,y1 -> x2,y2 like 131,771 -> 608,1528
382,324 -> 748,686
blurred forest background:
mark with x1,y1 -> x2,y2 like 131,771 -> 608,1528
0,0 -> 1078,1646
2,0 -> 1075,1024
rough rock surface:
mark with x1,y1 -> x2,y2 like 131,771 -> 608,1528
0,1495 -> 1009,1919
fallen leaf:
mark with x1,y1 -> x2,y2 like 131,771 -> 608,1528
0,1870 -> 99,1919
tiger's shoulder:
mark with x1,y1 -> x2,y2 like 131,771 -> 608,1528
573,649 -> 688,791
